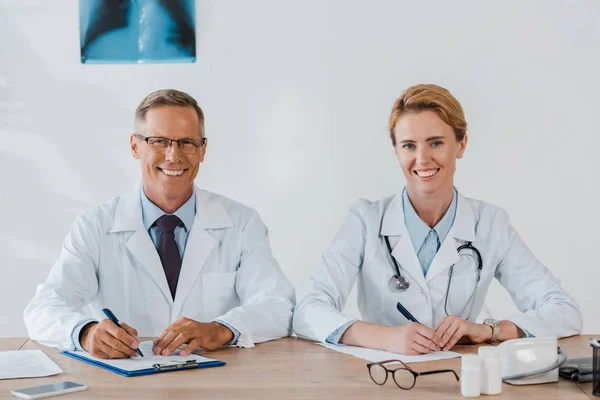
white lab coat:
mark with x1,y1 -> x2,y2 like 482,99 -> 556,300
24,184 -> 295,349
293,191 -> 583,343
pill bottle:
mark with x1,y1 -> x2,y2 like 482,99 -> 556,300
478,346 -> 502,395
461,354 -> 481,398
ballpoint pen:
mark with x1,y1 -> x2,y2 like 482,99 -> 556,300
397,302 -> 443,351
396,302 -> 419,323
102,308 -> 144,357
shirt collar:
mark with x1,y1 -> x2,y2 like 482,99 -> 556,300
140,185 -> 196,232
402,188 -> 457,251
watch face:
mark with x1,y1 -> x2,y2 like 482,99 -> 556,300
484,318 -> 499,326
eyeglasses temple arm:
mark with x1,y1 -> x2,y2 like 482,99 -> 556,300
419,369 -> 459,381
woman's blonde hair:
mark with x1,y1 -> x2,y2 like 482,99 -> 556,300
388,84 -> 467,146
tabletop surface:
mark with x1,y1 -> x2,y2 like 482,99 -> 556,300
0,335 -> 596,399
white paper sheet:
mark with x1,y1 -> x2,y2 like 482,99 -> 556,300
0,350 -> 63,379
67,341 -> 217,372
318,342 -> 461,363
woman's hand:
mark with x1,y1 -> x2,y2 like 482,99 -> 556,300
435,315 -> 492,351
380,322 -> 443,355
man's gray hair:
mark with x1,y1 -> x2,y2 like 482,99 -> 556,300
135,89 -> 204,131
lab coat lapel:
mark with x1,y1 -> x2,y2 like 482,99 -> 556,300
425,232 -> 460,284
426,192 -> 476,282
380,193 -> 429,294
109,184 -> 173,304
172,188 -> 234,317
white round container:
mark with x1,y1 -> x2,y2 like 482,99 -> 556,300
478,346 -> 500,359
478,346 -> 502,395
461,354 -> 481,398
484,357 -> 502,395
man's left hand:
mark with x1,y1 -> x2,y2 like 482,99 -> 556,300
153,318 -> 234,356
435,315 -> 492,351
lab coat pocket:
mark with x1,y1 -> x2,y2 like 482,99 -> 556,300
201,272 -> 239,320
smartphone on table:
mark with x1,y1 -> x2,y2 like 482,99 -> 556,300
11,381 -> 87,399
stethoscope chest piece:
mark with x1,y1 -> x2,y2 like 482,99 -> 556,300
389,274 -> 410,292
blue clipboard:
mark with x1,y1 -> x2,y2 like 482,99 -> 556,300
62,351 -> 226,377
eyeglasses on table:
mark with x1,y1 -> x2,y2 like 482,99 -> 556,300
367,359 -> 459,390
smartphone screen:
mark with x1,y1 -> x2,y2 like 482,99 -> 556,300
12,381 -> 85,397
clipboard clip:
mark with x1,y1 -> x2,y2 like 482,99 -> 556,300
152,359 -> 199,371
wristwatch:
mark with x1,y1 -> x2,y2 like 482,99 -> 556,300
483,318 -> 501,343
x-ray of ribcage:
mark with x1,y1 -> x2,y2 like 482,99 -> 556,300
79,0 -> 195,63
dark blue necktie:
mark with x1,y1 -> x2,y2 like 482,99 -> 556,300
155,215 -> 182,299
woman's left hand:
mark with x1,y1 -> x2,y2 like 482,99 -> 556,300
435,315 -> 492,351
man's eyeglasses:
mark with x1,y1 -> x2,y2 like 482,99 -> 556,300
367,359 -> 459,390
133,134 -> 207,155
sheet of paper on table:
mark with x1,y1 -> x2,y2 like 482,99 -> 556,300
319,342 -> 461,363
0,350 -> 63,379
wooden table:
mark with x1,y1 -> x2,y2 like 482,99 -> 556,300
0,336 -> 597,399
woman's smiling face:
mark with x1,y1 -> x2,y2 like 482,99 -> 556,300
393,110 -> 467,197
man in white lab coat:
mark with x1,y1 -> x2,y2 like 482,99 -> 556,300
24,89 -> 295,359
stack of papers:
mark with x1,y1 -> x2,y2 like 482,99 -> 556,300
0,350 -> 63,379
319,342 -> 461,363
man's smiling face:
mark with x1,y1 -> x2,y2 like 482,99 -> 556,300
130,106 -> 206,206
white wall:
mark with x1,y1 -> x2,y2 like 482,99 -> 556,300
0,0 -> 598,337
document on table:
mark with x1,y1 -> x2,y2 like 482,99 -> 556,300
67,341 -> 216,372
319,342 -> 461,363
0,350 -> 63,379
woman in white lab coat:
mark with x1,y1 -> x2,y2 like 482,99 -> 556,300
292,84 -> 582,355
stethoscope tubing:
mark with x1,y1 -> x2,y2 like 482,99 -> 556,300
384,236 -> 401,278
385,235 -> 484,319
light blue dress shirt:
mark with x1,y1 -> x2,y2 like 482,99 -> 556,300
402,188 -> 457,276
325,189 -> 457,345
71,186 -> 240,349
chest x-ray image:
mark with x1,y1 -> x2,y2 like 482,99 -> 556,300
79,0 -> 195,63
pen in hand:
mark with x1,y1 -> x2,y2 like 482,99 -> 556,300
396,302 -> 443,351
102,308 -> 144,357
396,302 -> 419,323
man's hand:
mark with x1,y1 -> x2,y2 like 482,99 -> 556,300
435,315 -> 492,351
380,323 -> 443,355
79,320 -> 140,359
153,318 -> 234,356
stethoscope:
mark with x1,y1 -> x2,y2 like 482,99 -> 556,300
385,235 -> 484,319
